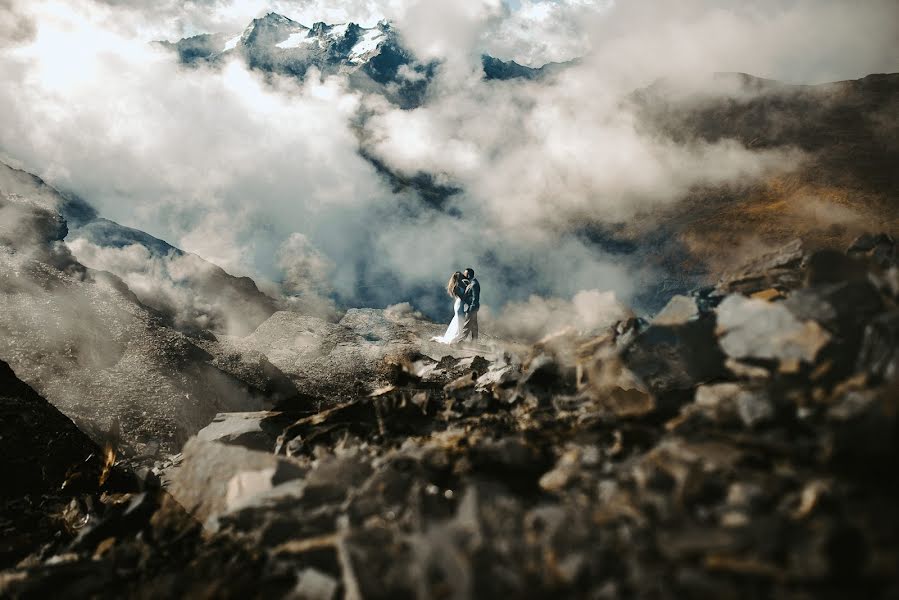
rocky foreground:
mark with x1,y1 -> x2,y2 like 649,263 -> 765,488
2,233 -> 899,598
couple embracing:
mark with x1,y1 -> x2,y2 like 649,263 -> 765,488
432,267 -> 480,345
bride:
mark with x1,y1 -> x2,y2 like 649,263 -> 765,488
431,271 -> 466,344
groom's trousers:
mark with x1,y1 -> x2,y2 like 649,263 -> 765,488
461,309 -> 479,341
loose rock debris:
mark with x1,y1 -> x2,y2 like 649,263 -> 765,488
2,234 -> 898,599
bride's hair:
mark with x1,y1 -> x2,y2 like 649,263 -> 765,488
446,271 -> 462,298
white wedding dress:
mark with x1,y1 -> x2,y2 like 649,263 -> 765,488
431,296 -> 465,344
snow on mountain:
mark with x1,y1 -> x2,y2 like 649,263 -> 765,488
222,34 -> 241,51
349,27 -> 387,63
160,13 -> 555,109
275,32 -> 313,49
215,13 -> 388,69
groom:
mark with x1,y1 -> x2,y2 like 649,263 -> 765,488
460,267 -> 480,341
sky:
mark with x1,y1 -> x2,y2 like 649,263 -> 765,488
0,0 -> 897,335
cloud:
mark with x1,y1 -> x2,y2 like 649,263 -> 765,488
1,0 -> 896,332
483,288 -> 630,343
277,232 -> 338,319
574,0 -> 899,86
386,0 -> 504,84
363,75 -> 800,233
485,0 -> 606,66
65,237 -> 281,334
0,0 -> 36,48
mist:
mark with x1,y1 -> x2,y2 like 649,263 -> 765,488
1,0 -> 896,333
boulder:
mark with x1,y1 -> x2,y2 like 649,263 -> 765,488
856,311 -> 899,382
717,239 -> 806,295
653,295 -> 699,326
167,438 -> 306,523
196,411 -> 297,452
715,294 -> 830,365
622,314 -> 727,394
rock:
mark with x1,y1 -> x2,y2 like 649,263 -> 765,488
715,294 -> 831,365
717,239 -> 806,295
734,388 -> 774,428
653,295 -> 699,325
167,438 -> 306,523
539,448 -> 582,493
689,382 -> 773,429
622,315 -> 726,394
847,232 -> 896,267
197,411 -> 293,452
0,359 -> 103,499
520,353 -> 575,392
827,387 -> 898,468
475,363 -> 518,394
291,568 -> 338,600
856,311 -> 899,382
805,249 -> 870,285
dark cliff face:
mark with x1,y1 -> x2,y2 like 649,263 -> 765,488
0,359 -> 102,500
0,359 -> 105,568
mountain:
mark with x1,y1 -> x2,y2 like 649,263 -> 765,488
0,165 -> 473,456
3,233 -> 898,596
0,161 -> 278,336
481,54 -> 572,81
160,13 -> 567,108
591,72 -> 899,305
0,189 -> 286,452
161,13 -> 432,108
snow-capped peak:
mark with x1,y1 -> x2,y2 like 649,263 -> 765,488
222,12 -> 309,52
348,27 -> 387,63
206,15 -> 395,72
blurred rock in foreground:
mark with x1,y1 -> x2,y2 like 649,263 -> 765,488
2,234 -> 899,599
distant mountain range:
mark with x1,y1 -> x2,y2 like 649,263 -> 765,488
158,12 -> 562,108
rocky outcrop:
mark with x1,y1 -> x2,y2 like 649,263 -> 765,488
0,359 -> 102,500
223,306 -> 483,405
1,161 -> 278,336
0,192 -> 269,454
0,359 -> 104,567
4,235 -> 897,598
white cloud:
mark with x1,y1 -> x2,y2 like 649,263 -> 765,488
484,288 -> 630,342
1,0 -> 896,327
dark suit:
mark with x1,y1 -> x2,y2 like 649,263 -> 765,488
461,277 -> 480,341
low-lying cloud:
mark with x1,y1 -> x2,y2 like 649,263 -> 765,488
1,0 -> 896,333
484,288 -> 630,343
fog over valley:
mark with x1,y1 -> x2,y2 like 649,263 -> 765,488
2,0 -> 896,330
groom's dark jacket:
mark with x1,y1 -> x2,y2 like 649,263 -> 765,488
463,278 -> 480,312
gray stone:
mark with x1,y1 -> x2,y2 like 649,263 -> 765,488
622,315 -> 726,394
196,411 -> 280,452
167,438 -> 306,523
653,295 -> 699,326
716,294 -> 830,363
734,389 -> 774,427
290,568 -> 338,600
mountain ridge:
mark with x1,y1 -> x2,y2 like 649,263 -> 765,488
158,13 -> 558,108
0,160 -> 278,336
